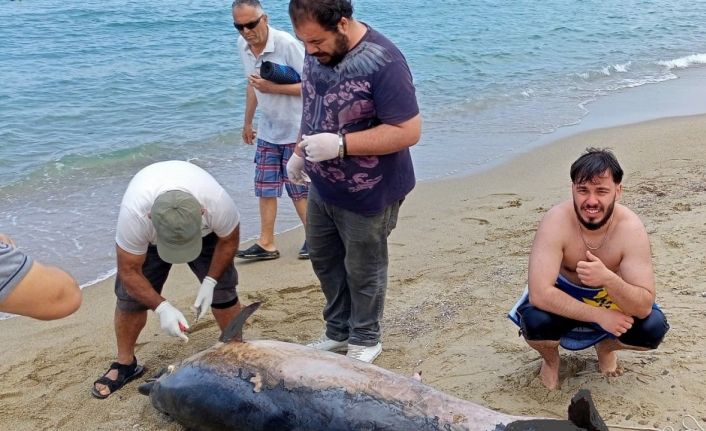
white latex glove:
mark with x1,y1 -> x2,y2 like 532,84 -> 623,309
192,276 -> 216,322
286,152 -> 307,185
155,301 -> 189,342
299,133 -> 339,162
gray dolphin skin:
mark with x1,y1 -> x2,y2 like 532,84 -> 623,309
140,302 -> 607,431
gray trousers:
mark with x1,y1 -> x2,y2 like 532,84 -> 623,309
306,185 -> 401,346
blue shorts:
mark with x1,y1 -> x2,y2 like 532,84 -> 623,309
517,302 -> 669,350
509,276 -> 670,350
254,139 -> 308,200
0,242 -> 33,302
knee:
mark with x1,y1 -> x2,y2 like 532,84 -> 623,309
624,310 -> 669,349
45,267 -> 82,319
60,280 -> 82,317
519,306 -> 561,341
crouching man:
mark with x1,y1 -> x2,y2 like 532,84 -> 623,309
509,148 -> 669,389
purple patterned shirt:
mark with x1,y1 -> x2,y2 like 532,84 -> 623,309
300,25 -> 419,215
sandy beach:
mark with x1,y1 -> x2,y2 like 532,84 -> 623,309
1,114 -> 705,430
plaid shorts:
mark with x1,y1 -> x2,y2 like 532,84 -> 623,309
254,139 -> 308,200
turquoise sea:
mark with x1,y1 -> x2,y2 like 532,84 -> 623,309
2,0 -> 706,288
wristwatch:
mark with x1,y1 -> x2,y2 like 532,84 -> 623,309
337,133 -> 347,159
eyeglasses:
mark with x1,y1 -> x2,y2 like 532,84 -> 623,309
233,15 -> 264,32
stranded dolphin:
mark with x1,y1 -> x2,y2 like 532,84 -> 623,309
139,302 -> 608,431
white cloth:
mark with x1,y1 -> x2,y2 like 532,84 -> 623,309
116,161 -> 240,256
237,26 -> 304,145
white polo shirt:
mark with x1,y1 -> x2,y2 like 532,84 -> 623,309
237,26 -> 304,145
116,161 -> 240,256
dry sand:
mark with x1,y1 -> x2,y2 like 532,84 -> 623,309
1,114 -> 705,430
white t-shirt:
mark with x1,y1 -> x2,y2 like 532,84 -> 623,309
238,26 -> 304,145
116,161 -> 240,255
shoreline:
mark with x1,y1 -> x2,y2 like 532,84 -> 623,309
5,64 -> 706,289
1,113 -> 705,429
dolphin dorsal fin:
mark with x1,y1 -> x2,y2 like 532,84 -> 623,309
219,301 -> 262,343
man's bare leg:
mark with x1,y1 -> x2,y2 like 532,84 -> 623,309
594,338 -> 622,376
292,197 -> 307,225
213,301 -> 242,331
527,339 -> 561,389
94,308 -> 147,396
258,197 -> 278,251
595,338 -> 649,377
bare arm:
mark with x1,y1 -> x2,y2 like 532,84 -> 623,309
116,245 -> 165,310
576,219 -> 655,318
529,208 -> 635,337
345,114 -> 422,156
0,261 -> 81,320
248,75 -> 301,96
242,84 -> 258,145
205,225 -> 240,281
528,210 -> 600,322
0,233 -> 15,246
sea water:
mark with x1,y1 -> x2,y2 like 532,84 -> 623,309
2,0 -> 706,289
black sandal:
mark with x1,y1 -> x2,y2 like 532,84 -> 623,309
91,357 -> 145,399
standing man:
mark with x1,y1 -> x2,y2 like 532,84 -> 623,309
287,0 -> 422,363
509,148 -> 669,389
0,233 -> 81,320
92,160 -> 241,399
232,0 -> 309,261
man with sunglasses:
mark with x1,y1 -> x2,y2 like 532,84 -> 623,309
232,0 -> 309,261
287,0 -> 422,363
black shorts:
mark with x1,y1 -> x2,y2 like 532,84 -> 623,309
115,233 -> 238,312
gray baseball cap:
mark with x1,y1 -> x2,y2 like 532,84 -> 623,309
151,190 -> 203,264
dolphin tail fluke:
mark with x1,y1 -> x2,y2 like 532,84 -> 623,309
567,389 -> 608,431
219,301 -> 263,343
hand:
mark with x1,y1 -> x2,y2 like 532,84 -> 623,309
286,153 -> 308,185
299,133 -> 339,162
192,276 -> 216,322
248,74 -> 277,93
576,250 -> 615,287
242,123 -> 256,145
595,308 -> 634,337
155,301 -> 189,342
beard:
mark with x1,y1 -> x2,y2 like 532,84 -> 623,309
573,198 -> 616,231
314,32 -> 349,66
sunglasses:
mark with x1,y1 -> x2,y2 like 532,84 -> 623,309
233,15 -> 264,32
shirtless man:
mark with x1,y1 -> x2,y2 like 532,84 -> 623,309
511,148 -> 669,389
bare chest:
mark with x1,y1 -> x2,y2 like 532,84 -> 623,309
562,241 -> 622,281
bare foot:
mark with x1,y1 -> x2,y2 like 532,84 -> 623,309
94,368 -> 119,397
539,359 -> 560,390
597,351 -> 622,377
595,340 -> 622,377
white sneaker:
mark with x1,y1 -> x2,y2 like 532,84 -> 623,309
306,335 -> 348,352
346,342 -> 382,363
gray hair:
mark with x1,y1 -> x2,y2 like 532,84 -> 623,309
232,0 -> 263,12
